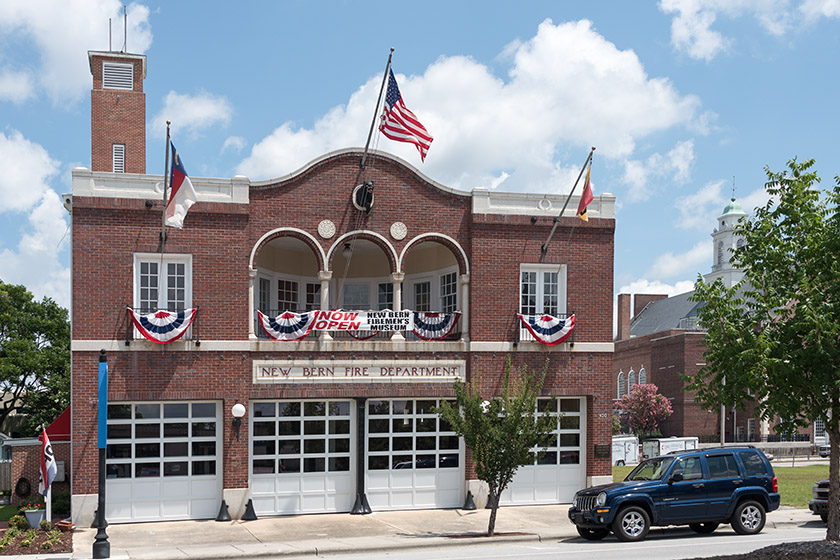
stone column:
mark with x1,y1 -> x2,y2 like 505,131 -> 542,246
391,272 -> 405,341
319,270 -> 333,340
460,273 -> 470,343
248,268 -> 257,340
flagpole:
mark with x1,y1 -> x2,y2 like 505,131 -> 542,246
360,48 -> 394,169
541,147 -> 595,256
161,121 -> 171,253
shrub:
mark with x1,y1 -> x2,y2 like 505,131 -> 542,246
51,491 -> 71,514
9,514 -> 29,530
39,519 -> 52,530
40,541 -> 53,550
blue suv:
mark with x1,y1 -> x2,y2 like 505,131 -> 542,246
568,446 -> 779,542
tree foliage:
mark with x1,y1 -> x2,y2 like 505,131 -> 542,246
615,383 -> 673,438
686,158 -> 840,541
0,280 -> 70,436
435,357 -> 556,536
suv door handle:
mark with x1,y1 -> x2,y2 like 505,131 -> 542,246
692,483 -> 704,488
732,480 -> 743,485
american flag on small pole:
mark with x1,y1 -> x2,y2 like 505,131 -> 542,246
379,69 -> 433,162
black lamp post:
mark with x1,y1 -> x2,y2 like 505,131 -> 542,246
93,349 -> 110,559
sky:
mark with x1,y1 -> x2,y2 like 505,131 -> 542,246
1,0 -> 839,321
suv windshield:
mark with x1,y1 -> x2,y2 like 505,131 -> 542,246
625,456 -> 675,481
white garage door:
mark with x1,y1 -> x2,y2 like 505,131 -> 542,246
105,401 -> 222,522
250,400 -> 355,515
366,399 -> 464,510
501,397 -> 586,505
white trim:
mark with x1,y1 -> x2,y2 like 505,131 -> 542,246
73,339 -> 612,353
327,231 -> 398,274
133,253 -> 193,311
249,227 -> 326,271
399,233 -> 470,276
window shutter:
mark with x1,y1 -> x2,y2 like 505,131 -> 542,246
103,62 -> 134,90
113,144 -> 126,173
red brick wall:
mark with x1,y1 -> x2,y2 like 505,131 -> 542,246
71,151 -> 617,496
11,442 -> 70,506
617,294 -> 631,341
89,53 -> 145,174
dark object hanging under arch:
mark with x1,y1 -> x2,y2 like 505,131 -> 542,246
14,477 -> 31,498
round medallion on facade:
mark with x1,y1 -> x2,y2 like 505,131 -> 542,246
390,221 -> 407,240
538,198 -> 552,212
318,220 -> 336,239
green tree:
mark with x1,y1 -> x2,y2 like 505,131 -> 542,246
0,280 -> 70,436
435,357 -> 556,536
615,384 -> 673,439
687,158 -> 840,541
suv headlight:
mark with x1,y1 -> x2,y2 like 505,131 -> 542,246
596,492 -> 607,506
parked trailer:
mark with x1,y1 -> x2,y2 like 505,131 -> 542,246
612,435 -> 639,466
642,436 -> 698,459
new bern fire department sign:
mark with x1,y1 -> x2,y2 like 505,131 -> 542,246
253,359 -> 465,384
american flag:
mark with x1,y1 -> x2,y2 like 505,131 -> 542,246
379,69 -> 433,161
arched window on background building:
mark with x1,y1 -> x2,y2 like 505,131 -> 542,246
617,371 -> 626,399
628,368 -> 637,392
638,366 -> 647,385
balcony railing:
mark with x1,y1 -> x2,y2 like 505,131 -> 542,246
255,310 -> 461,342
516,311 -> 575,345
125,306 -> 200,345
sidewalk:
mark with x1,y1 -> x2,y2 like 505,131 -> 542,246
52,504 -> 819,560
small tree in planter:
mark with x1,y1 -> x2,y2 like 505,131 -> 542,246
435,357 -> 556,536
615,383 -> 673,439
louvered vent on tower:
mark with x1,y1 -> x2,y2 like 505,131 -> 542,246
102,61 -> 133,89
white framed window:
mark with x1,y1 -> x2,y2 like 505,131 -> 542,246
134,254 -> 192,312
440,272 -> 458,313
102,61 -> 134,90
377,283 -> 393,310
617,371 -> 626,399
815,417 -> 826,439
628,369 -> 637,392
112,143 -> 126,173
277,279 -> 299,311
413,280 -> 431,312
747,418 -> 756,441
638,366 -> 647,385
342,283 -> 371,310
305,283 -> 320,311
519,264 -> 567,341
258,278 -> 271,312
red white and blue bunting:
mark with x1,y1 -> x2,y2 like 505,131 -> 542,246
128,308 -> 197,344
257,310 -> 318,341
412,311 -> 461,341
517,313 -> 575,346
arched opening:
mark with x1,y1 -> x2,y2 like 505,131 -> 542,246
402,239 -> 463,340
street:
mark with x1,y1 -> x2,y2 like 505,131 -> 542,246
327,523 -> 827,560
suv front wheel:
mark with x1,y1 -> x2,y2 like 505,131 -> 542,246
612,505 -> 650,542
731,500 -> 766,535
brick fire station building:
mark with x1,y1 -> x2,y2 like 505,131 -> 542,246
68,50 -> 616,524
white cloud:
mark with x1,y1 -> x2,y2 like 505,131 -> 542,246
151,91 -> 233,139
0,191 -> 70,308
800,0 -> 840,20
623,140 -> 696,202
645,240 -> 712,280
0,130 -> 60,212
658,0 -> 840,61
618,278 -> 697,298
675,179 -> 726,229
238,19 -> 701,193
0,68 -> 35,103
222,136 -> 246,154
0,0 -> 152,105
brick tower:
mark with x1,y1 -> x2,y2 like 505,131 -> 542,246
88,51 -> 146,173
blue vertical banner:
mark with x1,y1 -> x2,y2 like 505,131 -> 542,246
98,350 -> 108,450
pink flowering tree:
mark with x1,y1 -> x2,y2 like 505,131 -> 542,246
615,384 -> 673,438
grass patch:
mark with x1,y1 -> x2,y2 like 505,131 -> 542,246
612,463 -> 829,509
0,507 -> 17,523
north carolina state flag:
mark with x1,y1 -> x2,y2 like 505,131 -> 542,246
165,142 -> 197,228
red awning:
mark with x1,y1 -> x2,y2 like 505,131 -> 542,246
45,407 -> 70,442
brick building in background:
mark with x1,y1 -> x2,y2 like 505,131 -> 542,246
67,50 -> 617,525
614,199 -> 824,445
